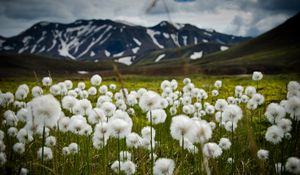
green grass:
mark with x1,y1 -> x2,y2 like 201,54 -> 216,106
0,74 -> 300,174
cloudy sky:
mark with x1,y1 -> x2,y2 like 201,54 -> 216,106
0,0 -> 299,37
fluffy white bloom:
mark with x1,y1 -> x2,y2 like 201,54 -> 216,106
109,84 -> 117,90
68,143 -> 79,154
107,118 -> 131,139
252,93 -> 265,105
13,142 -> 25,154
285,157 -> 300,174
265,125 -> 284,144
37,147 -> 53,160
62,96 -> 77,111
265,103 -> 286,124
126,132 -> 142,148
30,94 -> 61,128
245,86 -> 256,97
101,101 -> 116,117
77,82 -> 86,90
15,88 -> 28,100
241,95 -> 249,103
17,128 -> 33,143
227,96 -> 236,104
0,152 -> 7,165
188,120 -> 212,144
224,121 -> 237,132
252,71 -> 263,81
214,80 -> 222,88
286,97 -> 300,121
247,99 -> 258,110
219,138 -> 231,150
99,85 -> 108,94
139,91 -> 162,112
205,105 -> 215,115
153,158 -> 175,175
141,126 -> 156,140
170,115 -> 193,141
215,99 -> 228,112
20,168 -> 28,175
161,80 -> 171,90
257,149 -> 269,160
235,85 -> 244,97
64,80 -> 73,89
90,74 -> 102,86
31,86 -> 43,97
147,109 -> 167,124
8,127 -> 18,137
4,110 -> 18,126
88,87 -> 97,95
45,136 -> 56,147
87,108 -> 106,124
42,77 -> 52,86
58,117 -> 70,133
120,160 -> 136,175
0,92 -> 14,107
203,142 -> 223,158
222,105 -> 243,123
277,118 -> 292,133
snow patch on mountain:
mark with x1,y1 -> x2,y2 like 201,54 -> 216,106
132,47 -> 140,54
190,51 -> 203,60
133,38 -> 142,46
220,46 -> 229,51
115,56 -> 133,66
105,50 -> 111,57
147,29 -> 164,49
155,54 -> 166,62
113,51 -> 125,57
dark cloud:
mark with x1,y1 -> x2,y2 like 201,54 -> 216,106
0,0 -> 299,37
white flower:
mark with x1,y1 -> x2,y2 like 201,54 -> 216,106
245,86 -> 256,96
252,93 -> 265,105
215,99 -> 228,112
8,127 -> 18,137
42,77 -> 52,86
37,147 -> 53,160
205,105 -> 215,115
265,125 -> 284,144
188,120 -> 212,144
147,109 -> 167,124
252,71 -> 263,81
99,85 -> 108,94
20,168 -> 28,175
153,158 -> 175,175
286,97 -> 300,121
4,110 -> 18,126
87,108 -> 106,124
31,86 -> 43,97
64,80 -> 73,89
141,126 -> 156,140
111,160 -> 122,174
13,142 -> 25,154
0,152 -> 7,165
257,149 -> 269,160
88,87 -> 97,95
139,91 -> 162,112
68,143 -> 79,154
247,99 -> 258,110
277,118 -> 292,133
62,96 -> 77,111
219,138 -> 231,150
170,115 -> 192,141
62,147 -> 70,156
121,160 -> 136,175
101,102 -> 116,117
224,121 -> 237,132
265,103 -> 286,124
285,157 -> 300,174
126,132 -> 142,148
15,88 -> 28,100
214,80 -> 222,88
90,74 -> 102,86
109,84 -> 117,90
107,118 -> 131,139
203,142 -> 223,158
212,90 -> 219,97
77,82 -> 86,90
45,136 -> 56,147
30,94 -> 61,128
58,117 -> 70,133
222,105 -> 243,123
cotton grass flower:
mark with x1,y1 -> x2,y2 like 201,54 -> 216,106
42,77 -> 52,86
68,143 -> 79,154
90,74 -> 102,86
265,125 -> 284,144
0,152 -> 7,165
13,142 -> 25,154
203,142 -> 223,158
45,136 -> 56,147
222,104 -> 243,123
214,80 -> 222,88
265,103 -> 286,124
257,149 -> 269,160
153,158 -> 175,175
126,133 -> 142,148
252,71 -> 263,81
37,147 -> 53,160
107,118 -> 131,139
219,138 -> 231,150
285,157 -> 300,174
188,120 -> 212,144
170,115 -> 192,141
31,86 -> 43,97
30,94 -> 61,128
147,109 -> 167,124
139,91 -> 162,112
121,160 -> 136,175
286,96 -> 300,121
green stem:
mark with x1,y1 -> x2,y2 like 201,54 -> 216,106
118,134 -> 121,175
150,110 -> 154,175
41,125 -> 46,174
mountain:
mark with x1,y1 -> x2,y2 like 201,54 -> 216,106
0,19 -> 250,63
189,11 -> 300,74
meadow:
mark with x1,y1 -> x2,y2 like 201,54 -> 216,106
0,73 -> 300,175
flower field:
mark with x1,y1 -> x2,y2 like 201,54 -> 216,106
0,73 -> 300,175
